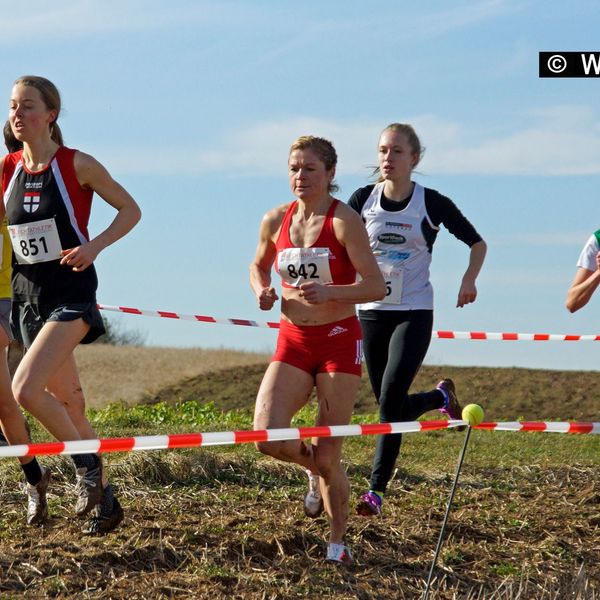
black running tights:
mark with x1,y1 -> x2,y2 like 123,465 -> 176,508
360,310 -> 444,493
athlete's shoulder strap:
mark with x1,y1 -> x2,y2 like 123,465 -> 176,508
326,198 -> 340,217
275,201 -> 297,247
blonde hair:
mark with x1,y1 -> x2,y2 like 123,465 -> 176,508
289,135 -> 339,193
374,123 -> 424,181
14,75 -> 64,146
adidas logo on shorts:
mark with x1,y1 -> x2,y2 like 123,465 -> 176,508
328,325 -> 348,337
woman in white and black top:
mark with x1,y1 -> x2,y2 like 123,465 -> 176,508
348,123 -> 487,517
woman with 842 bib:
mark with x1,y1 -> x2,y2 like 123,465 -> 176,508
250,136 -> 385,564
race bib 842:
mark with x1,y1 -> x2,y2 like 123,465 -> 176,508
277,247 -> 333,287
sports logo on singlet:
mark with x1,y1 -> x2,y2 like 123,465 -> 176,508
385,221 -> 412,231
23,192 -> 41,214
377,233 -> 406,244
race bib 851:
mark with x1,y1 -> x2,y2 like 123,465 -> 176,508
8,218 -> 63,265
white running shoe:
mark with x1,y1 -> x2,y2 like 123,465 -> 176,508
75,463 -> 103,517
326,542 -> 353,565
303,470 -> 324,518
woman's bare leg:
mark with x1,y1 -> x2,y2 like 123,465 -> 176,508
254,361 -> 319,471
12,319 -> 89,441
313,371 -> 360,544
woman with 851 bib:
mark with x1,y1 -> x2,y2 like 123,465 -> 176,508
0,76 -> 141,533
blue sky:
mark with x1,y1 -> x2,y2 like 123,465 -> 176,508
3,0 -> 600,370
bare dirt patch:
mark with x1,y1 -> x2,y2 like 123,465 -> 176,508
0,453 -> 598,599
143,361 -> 600,422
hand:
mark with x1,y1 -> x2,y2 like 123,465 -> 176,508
299,281 -> 331,304
258,287 -> 279,310
457,278 -> 477,308
59,242 -> 99,272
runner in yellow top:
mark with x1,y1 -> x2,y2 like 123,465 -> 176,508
0,120 -> 53,525
0,218 -> 10,299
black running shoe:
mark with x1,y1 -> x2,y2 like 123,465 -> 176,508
82,497 -> 124,536
27,466 -> 51,525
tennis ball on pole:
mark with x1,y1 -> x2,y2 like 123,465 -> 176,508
461,404 -> 484,427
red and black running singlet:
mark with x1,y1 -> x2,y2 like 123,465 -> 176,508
1,146 -> 98,304
275,199 -> 356,289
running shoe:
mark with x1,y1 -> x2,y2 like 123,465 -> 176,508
82,497 -> 124,536
27,466 -> 51,526
75,463 -> 104,517
304,470 -> 324,518
437,378 -> 465,430
356,491 -> 382,517
326,542 -> 353,565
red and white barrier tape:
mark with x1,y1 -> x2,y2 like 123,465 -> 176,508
0,420 -> 598,459
97,304 -> 600,341
0,420 -> 455,458
98,304 -> 280,329
477,421 -> 600,434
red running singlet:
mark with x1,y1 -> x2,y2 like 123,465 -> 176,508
275,199 -> 356,289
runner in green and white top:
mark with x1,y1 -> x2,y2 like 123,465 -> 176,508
566,230 -> 600,313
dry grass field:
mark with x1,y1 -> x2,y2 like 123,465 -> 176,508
0,346 -> 598,599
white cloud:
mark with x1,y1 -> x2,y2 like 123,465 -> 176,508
99,104 -> 600,178
420,105 -> 600,175
97,116 -> 382,177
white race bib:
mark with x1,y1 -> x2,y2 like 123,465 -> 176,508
8,218 -> 63,265
378,259 -> 404,304
278,247 -> 333,287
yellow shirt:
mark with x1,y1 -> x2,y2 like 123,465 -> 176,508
0,218 -> 12,299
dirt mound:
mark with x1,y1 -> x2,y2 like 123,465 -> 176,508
144,363 -> 600,421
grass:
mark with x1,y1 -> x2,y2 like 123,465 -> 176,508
0,353 -> 599,598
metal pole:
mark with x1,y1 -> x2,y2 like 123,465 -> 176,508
423,426 -> 472,600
